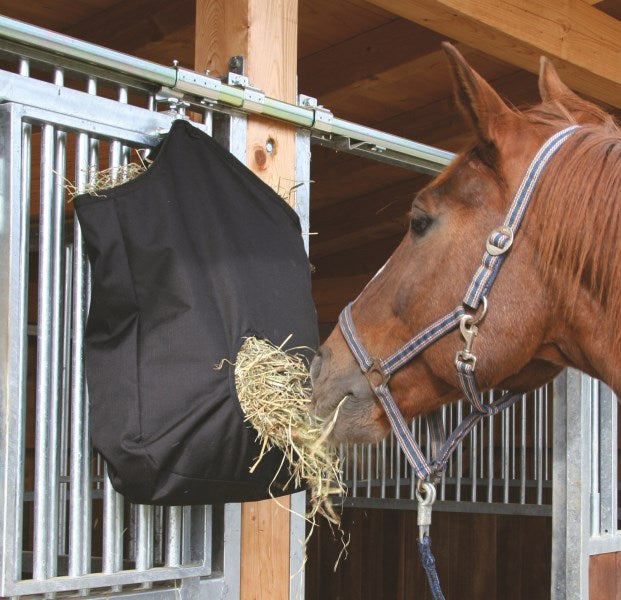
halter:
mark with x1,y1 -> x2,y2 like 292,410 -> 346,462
338,124 -> 580,484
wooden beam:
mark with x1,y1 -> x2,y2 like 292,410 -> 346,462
364,0 -> 621,108
298,0 -> 393,58
307,44 -> 510,126
299,18 -> 443,97
64,0 -> 194,56
195,2 -> 298,600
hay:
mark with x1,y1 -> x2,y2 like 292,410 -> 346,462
65,150 -> 151,201
233,336 -> 347,525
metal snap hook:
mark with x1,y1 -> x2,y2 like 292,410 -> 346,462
416,480 -> 436,542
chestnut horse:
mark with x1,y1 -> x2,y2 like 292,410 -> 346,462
311,43 -> 621,447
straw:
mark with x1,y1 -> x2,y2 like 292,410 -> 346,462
232,336 -> 347,525
65,150 -> 151,201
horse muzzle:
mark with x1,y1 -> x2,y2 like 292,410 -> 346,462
310,340 -> 387,443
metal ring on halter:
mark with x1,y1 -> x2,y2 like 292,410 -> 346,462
470,295 -> 488,326
416,479 -> 436,502
486,225 -> 514,256
365,358 -> 390,388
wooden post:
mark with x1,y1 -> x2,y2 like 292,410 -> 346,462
195,2 -> 298,599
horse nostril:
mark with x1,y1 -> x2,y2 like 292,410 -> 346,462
309,351 -> 323,384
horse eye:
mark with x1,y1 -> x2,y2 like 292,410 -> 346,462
410,210 -> 433,236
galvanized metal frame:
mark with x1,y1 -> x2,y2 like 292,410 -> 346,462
0,87 -> 245,598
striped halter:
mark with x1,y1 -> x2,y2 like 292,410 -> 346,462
338,125 -> 580,483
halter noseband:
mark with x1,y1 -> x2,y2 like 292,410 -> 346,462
338,125 -> 580,483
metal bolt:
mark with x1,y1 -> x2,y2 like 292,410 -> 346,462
265,139 -> 274,154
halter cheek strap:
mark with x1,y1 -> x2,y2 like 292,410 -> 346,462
338,124 -> 580,483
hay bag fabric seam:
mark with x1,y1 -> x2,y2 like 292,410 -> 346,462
74,119 -> 319,505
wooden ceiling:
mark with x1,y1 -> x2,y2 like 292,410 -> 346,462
1,0 -> 620,326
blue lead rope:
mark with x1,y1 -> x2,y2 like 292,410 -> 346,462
418,536 -> 446,600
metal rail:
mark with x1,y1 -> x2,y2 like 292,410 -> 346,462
0,14 -> 454,174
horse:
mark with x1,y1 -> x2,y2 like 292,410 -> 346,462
310,43 -> 621,450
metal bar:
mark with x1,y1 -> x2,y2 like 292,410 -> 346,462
544,384 -> 550,481
289,491 -> 306,600
0,15 -> 176,86
7,563 -> 216,596
0,104 -> 30,595
589,535 -> 621,555
470,422 -> 477,502
389,430 -> 395,481
367,443 -> 372,498
598,385 -> 618,535
557,370 -> 591,600
220,504 -> 241,600
395,433 -> 401,499
352,444 -> 358,498
487,392 -> 494,503
440,407 -> 446,501
102,140 -> 125,577
135,506 -> 154,572
58,245 -> 73,557
18,56 -> 29,76
520,395 -> 527,504
32,123 -> 56,580
456,400 -> 463,501
68,130 -> 92,578
380,438 -> 387,499
339,497 -> 552,517
511,402 -> 516,480
165,507 -> 183,567
503,407 -> 510,503
536,387 -> 544,505
45,111 -> 67,576
590,378 -> 600,534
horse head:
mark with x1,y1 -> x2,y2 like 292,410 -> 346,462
311,43 -> 621,444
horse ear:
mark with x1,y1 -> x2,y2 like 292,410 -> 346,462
442,42 -> 515,147
538,56 -> 613,125
538,56 -> 575,103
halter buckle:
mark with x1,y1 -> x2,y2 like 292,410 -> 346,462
365,358 -> 390,388
486,225 -> 514,256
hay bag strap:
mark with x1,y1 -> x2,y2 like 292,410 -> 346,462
74,119 -> 319,505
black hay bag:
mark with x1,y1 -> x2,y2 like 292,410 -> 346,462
74,119 -> 319,505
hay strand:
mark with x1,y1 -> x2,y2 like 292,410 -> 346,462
65,150 -> 151,201
233,336 -> 347,525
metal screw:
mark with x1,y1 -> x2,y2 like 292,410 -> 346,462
265,139 -> 274,153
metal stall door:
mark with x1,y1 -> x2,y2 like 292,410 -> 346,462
0,62 -> 247,599
552,370 -> 621,600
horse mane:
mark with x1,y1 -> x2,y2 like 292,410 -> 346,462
526,102 -> 621,331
